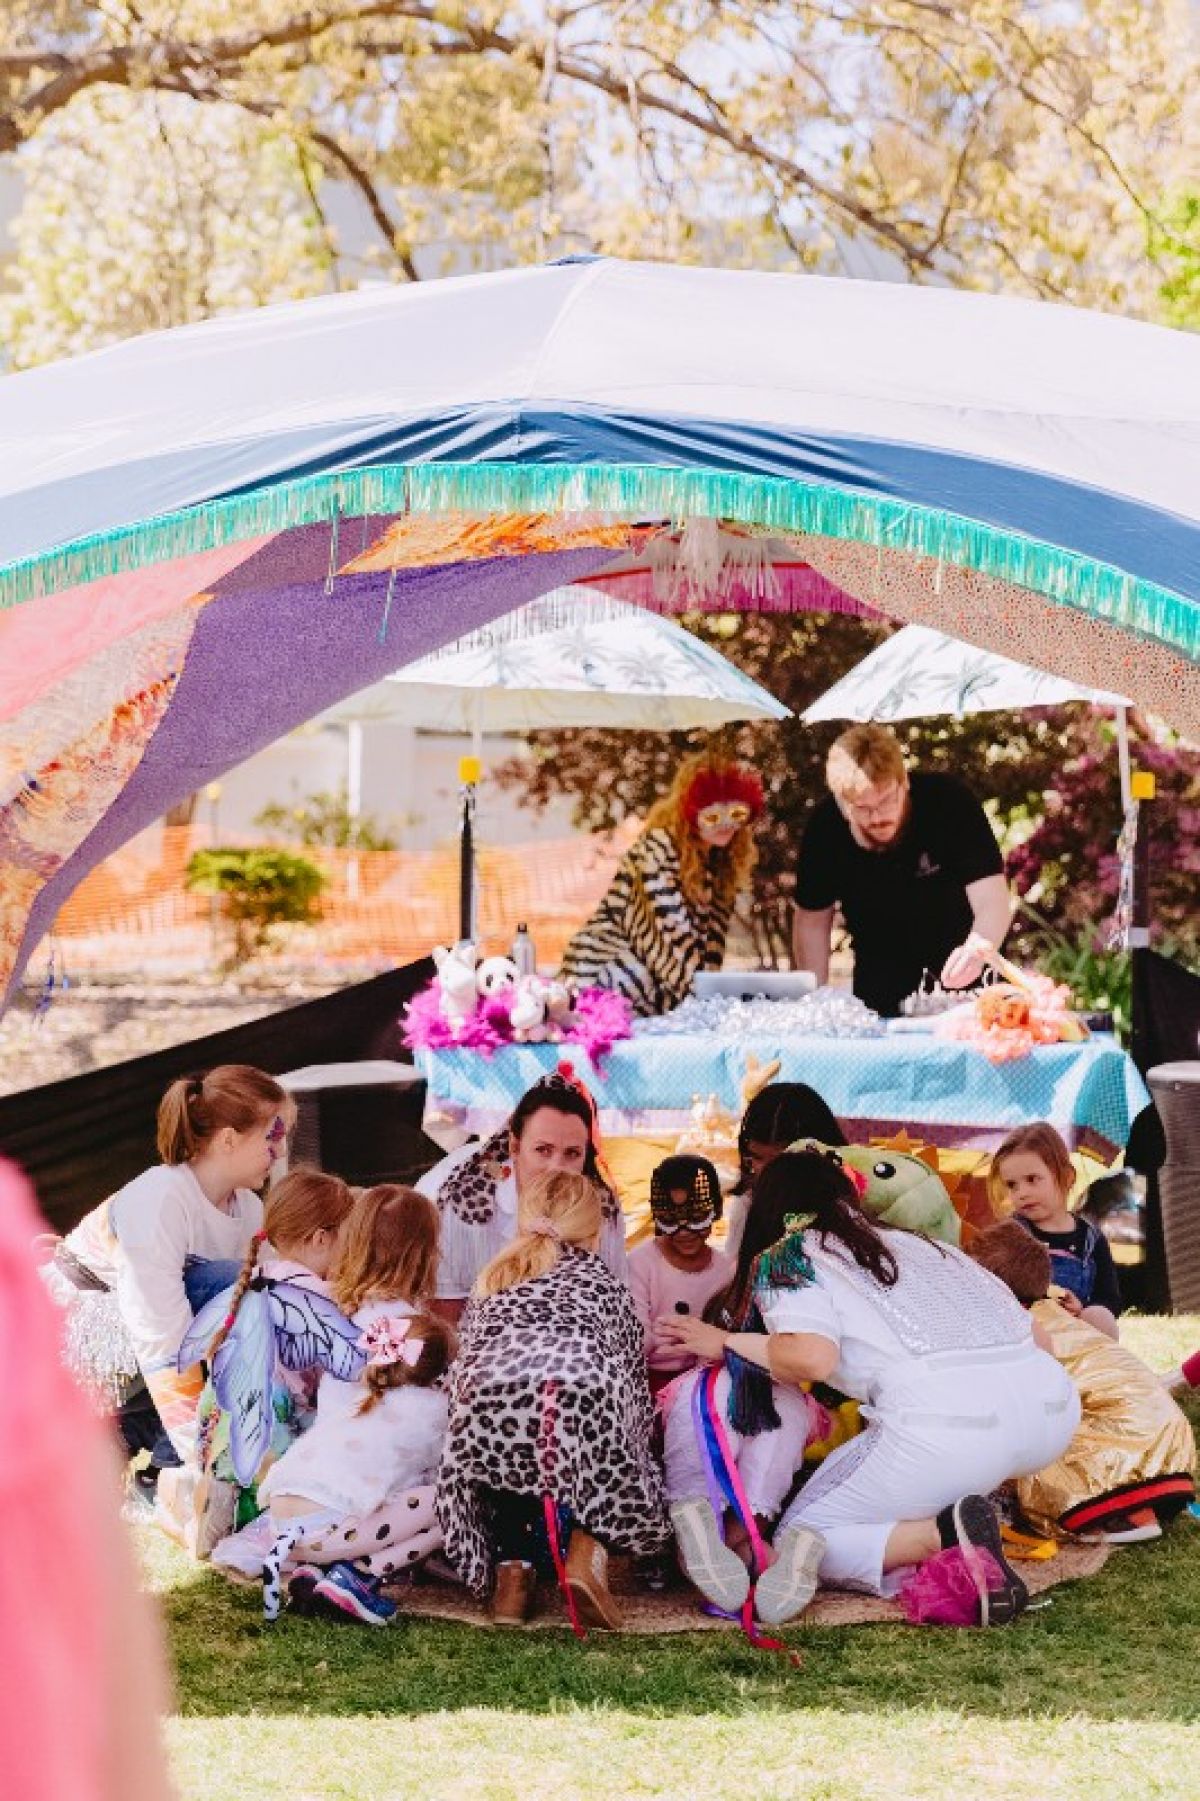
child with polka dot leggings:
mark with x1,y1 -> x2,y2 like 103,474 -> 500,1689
257,1186 -> 452,1625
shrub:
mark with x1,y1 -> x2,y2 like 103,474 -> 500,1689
185,847 -> 325,966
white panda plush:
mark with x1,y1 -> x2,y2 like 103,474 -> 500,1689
475,955 -> 519,998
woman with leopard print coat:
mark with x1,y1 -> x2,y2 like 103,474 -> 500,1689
435,1171 -> 667,1629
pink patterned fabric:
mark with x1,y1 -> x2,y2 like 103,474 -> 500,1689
0,538 -> 268,721
799,535 -> 1200,739
580,561 -> 882,618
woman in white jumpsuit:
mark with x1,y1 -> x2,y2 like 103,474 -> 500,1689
659,1148 -> 1080,1627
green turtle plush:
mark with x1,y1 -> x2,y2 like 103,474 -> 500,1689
787,1138 -> 962,1246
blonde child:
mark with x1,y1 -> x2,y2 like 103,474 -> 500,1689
991,1123 -> 1122,1340
257,1186 -> 453,1624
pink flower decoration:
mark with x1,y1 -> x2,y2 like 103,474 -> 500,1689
359,1315 -> 422,1370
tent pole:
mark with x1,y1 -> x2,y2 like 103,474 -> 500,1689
1116,705 -> 1132,815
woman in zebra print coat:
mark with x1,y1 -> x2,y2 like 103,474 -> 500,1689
559,752 -> 764,1016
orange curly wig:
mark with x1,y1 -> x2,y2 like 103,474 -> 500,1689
644,750 -> 761,914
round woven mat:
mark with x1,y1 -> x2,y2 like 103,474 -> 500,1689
380,1540 -> 1109,1634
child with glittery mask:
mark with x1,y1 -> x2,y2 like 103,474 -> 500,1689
629,1155 -> 734,1394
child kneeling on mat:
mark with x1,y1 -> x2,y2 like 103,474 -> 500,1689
257,1186 -> 453,1625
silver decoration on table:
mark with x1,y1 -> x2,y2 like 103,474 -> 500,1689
634,988 -> 884,1040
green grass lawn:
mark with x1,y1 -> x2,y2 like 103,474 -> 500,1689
153,1315 -> 1200,1801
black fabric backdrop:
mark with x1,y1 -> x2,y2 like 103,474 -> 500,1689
1130,949 -> 1200,1310
0,959 -> 433,1233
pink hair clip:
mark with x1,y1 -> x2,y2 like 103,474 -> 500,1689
359,1315 -> 422,1370
525,1215 -> 563,1242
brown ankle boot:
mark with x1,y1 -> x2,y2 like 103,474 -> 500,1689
564,1529 -> 623,1631
492,1560 -> 537,1626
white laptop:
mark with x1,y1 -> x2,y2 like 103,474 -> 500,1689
692,970 -> 817,1002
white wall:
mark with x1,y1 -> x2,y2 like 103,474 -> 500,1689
209,722 -> 577,850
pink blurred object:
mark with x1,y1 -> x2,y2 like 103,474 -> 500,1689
0,1157 -> 105,1797
899,1545 -> 1005,1626
934,970 -> 1080,1065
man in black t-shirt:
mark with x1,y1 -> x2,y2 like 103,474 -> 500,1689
792,724 -> 1012,1017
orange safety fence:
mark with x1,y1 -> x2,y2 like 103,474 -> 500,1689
46,821 -> 640,975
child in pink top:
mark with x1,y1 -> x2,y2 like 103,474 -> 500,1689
629,1156 -> 733,1393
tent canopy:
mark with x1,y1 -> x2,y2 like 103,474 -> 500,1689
0,258 -> 1197,1005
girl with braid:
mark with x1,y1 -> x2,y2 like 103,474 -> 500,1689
559,750 -> 764,1016
195,1167 -> 357,1538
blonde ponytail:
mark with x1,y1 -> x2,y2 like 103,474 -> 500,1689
474,1171 -> 602,1299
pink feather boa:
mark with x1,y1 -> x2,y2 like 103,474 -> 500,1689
899,1546 -> 1006,1625
402,981 -> 633,1067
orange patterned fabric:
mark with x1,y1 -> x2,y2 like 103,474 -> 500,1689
343,511 -> 644,574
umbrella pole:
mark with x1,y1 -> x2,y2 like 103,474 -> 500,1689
458,755 -> 481,943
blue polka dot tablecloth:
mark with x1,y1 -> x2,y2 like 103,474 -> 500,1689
417,1026 -> 1150,1159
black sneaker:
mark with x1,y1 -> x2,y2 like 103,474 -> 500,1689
287,1566 -> 323,1616
938,1494 -> 1029,1627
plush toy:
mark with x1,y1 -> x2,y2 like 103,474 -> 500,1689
432,941 -> 480,1034
509,975 -> 548,1042
476,955 -> 519,999
541,978 -> 577,1038
740,1052 -> 782,1109
934,937 -> 1089,1064
788,1137 -> 962,1245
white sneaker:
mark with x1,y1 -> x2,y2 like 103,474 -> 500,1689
752,1526 -> 825,1626
669,1499 -> 751,1614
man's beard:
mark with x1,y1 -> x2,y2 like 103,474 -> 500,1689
853,797 -> 911,852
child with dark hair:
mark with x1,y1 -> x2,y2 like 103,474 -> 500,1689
967,1221 -> 1195,1544
661,1151 -> 1078,1626
628,1155 -> 733,1393
725,1082 -> 847,1257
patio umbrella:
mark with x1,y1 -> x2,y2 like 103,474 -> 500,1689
1,258 -> 1197,1007
320,587 -> 789,932
803,622 -> 1133,799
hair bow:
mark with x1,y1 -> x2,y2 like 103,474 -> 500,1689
359,1315 -> 422,1370
525,1215 -> 563,1242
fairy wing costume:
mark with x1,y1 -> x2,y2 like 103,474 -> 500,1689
178,1278 -> 365,1487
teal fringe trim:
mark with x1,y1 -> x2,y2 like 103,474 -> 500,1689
2,461 -> 1196,660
